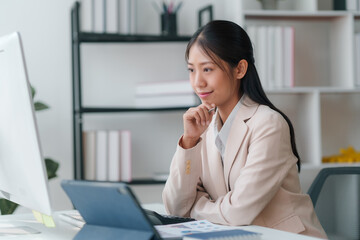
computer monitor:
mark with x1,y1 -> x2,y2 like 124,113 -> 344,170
0,32 -> 52,216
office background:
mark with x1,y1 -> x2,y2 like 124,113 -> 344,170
1,0 -> 359,213
0,0 -> 234,211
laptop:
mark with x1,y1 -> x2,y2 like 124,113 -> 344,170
61,180 -> 185,240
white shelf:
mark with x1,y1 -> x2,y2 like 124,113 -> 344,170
238,3 -> 360,168
244,10 -> 350,18
266,87 -> 360,94
302,163 -> 360,170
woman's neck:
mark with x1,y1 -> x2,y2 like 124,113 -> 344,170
218,96 -> 241,124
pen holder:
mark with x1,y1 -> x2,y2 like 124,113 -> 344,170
161,13 -> 177,36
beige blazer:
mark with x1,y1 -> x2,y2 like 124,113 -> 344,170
162,96 -> 327,239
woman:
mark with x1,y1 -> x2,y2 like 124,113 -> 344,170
162,20 -> 327,239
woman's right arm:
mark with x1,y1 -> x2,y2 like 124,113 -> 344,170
162,103 -> 215,217
162,137 -> 203,217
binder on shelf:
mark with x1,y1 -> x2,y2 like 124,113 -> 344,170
84,129 -> 132,182
266,26 -> 275,89
118,0 -> 137,34
108,130 -> 121,181
135,80 -> 199,108
136,80 -> 193,96
83,131 -> 96,180
80,0 -> 93,32
355,33 -> 360,87
135,94 -> 200,108
247,25 -> 295,89
93,0 -> 105,33
273,26 -> 283,89
120,130 -> 132,182
105,0 -> 118,33
256,26 -> 268,89
283,26 -> 295,88
95,130 -> 108,181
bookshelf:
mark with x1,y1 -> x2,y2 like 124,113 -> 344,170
237,0 -> 360,170
72,0 -> 360,188
71,2 -> 191,183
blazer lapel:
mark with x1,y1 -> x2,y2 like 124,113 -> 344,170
223,96 -> 259,191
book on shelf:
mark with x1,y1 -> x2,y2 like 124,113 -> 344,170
183,229 -> 261,240
95,130 -> 108,181
83,131 -> 96,180
93,0 -> 105,33
283,26 -> 295,88
135,80 -> 198,108
246,25 -> 294,90
135,80 -> 193,96
106,0 -> 118,33
80,0 -> 93,32
83,129 -> 132,182
119,130 -> 132,182
118,0 -> 137,34
79,0 -> 137,34
355,33 -> 360,87
108,130 -> 132,182
108,130 -> 121,181
247,25 -> 268,89
135,93 -> 200,108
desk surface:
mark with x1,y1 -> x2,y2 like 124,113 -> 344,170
0,204 -> 322,240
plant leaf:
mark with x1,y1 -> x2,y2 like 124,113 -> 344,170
31,86 -> 36,99
34,101 -> 49,111
0,199 -> 18,215
45,158 -> 59,180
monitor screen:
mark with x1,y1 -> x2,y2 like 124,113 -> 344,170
0,32 -> 52,216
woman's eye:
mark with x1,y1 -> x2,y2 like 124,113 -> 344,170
204,68 -> 212,72
188,68 -> 194,73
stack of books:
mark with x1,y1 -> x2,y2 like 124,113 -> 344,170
247,25 -> 295,90
80,0 -> 137,34
135,80 -> 200,108
82,130 -> 131,182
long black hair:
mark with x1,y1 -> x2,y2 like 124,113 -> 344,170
185,20 -> 301,172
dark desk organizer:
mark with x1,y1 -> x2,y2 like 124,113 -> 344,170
161,13 -> 177,36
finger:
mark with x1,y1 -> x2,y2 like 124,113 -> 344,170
193,111 -> 202,125
199,106 -> 211,125
196,107 -> 207,126
201,102 -> 213,111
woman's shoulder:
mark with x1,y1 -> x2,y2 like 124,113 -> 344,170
250,104 -> 288,128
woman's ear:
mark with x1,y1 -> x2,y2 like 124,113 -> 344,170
235,59 -> 248,80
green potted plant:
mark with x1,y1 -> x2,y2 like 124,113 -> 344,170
0,86 -> 59,215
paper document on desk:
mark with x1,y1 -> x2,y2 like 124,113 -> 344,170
155,220 -> 244,238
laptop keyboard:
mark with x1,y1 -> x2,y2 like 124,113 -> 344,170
144,209 -> 196,225
59,209 -> 196,228
58,211 -> 84,228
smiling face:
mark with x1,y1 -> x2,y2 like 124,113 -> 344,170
187,43 -> 242,115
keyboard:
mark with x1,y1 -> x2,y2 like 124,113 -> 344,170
59,209 -> 195,228
58,211 -> 84,228
144,209 -> 196,225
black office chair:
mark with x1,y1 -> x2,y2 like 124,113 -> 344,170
307,167 -> 360,240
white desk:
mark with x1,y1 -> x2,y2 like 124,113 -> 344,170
0,205 -> 322,240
